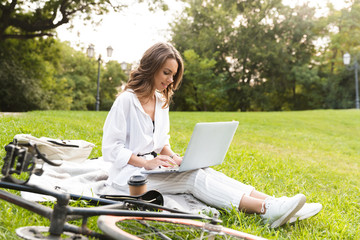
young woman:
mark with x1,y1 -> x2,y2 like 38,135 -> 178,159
102,42 -> 322,228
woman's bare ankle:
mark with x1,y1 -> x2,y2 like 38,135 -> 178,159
249,189 -> 270,200
238,195 -> 265,214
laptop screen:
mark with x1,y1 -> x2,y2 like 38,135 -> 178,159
178,121 -> 239,172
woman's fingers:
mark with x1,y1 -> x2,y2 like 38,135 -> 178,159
144,155 -> 179,169
172,155 -> 183,166
156,155 -> 177,167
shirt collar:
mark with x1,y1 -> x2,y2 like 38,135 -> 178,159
127,89 -> 165,115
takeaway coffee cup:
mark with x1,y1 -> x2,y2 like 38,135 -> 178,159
128,175 -> 148,196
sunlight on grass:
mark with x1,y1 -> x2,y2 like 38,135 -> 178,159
1,110 -> 359,239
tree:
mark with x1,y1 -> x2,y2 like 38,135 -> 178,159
257,4 -> 319,110
290,65 -> 324,109
171,0 -> 235,110
0,39 -> 125,112
0,0 -> 167,40
171,0 -> 321,111
0,0 -> 166,111
171,0 -> 233,75
55,42 -> 97,110
317,0 -> 360,109
0,37 -> 68,111
100,60 -> 127,110
226,0 -> 285,111
54,42 -> 127,111
172,49 -> 226,111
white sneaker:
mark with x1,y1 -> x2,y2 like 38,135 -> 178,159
260,194 -> 306,228
288,202 -> 322,223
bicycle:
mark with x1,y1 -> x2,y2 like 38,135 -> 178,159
0,141 -> 266,240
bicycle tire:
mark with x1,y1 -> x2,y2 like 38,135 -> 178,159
98,215 -> 267,240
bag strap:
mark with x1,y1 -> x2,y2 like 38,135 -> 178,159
15,141 -> 62,167
46,140 -> 79,148
100,190 -> 164,206
33,144 -> 62,166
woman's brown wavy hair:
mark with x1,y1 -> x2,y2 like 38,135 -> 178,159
125,42 -> 184,108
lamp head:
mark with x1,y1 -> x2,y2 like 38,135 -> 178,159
106,46 -> 113,58
121,61 -> 127,71
343,52 -> 351,65
87,44 -> 95,58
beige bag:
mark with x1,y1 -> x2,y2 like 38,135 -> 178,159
13,134 -> 95,163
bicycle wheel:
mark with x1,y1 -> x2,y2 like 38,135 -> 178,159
98,216 -> 267,240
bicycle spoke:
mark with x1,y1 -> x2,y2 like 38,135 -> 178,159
98,216 -> 265,240
138,220 -> 172,240
116,219 -> 242,239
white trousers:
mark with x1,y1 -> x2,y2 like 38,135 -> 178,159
146,168 -> 254,210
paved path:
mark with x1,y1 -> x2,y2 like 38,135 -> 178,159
0,112 -> 22,117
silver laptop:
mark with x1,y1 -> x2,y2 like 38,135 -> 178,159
141,121 -> 239,174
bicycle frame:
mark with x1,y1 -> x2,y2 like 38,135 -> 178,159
0,141 -> 267,240
0,140 -> 224,239
0,180 -> 221,239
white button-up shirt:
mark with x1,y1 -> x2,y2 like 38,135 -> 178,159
102,90 -> 170,186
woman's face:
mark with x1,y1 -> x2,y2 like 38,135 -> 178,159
153,58 -> 178,91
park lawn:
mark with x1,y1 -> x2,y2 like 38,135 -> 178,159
0,110 -> 359,239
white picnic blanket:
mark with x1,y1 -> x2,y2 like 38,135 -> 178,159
21,158 -> 218,216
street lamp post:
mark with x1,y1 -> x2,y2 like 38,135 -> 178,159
343,52 -> 359,109
87,45 -> 113,111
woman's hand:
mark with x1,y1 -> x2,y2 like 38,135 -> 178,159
143,155 -> 178,170
172,154 -> 183,166
159,145 -> 183,166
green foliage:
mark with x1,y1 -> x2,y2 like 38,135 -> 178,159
1,110 -> 360,239
170,0 -> 235,110
3,0 -> 360,112
0,38 -> 126,112
256,4 -> 319,111
172,49 -> 227,111
316,1 -> 360,109
0,0 -> 166,40
0,0 -> 163,112
55,42 -> 97,110
55,44 -> 127,111
100,60 -> 127,110
0,38 -> 65,111
291,65 -> 325,109
171,0 -> 322,111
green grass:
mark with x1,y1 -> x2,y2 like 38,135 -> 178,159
1,110 -> 359,239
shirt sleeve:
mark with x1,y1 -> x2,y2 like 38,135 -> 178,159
102,94 -> 133,169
